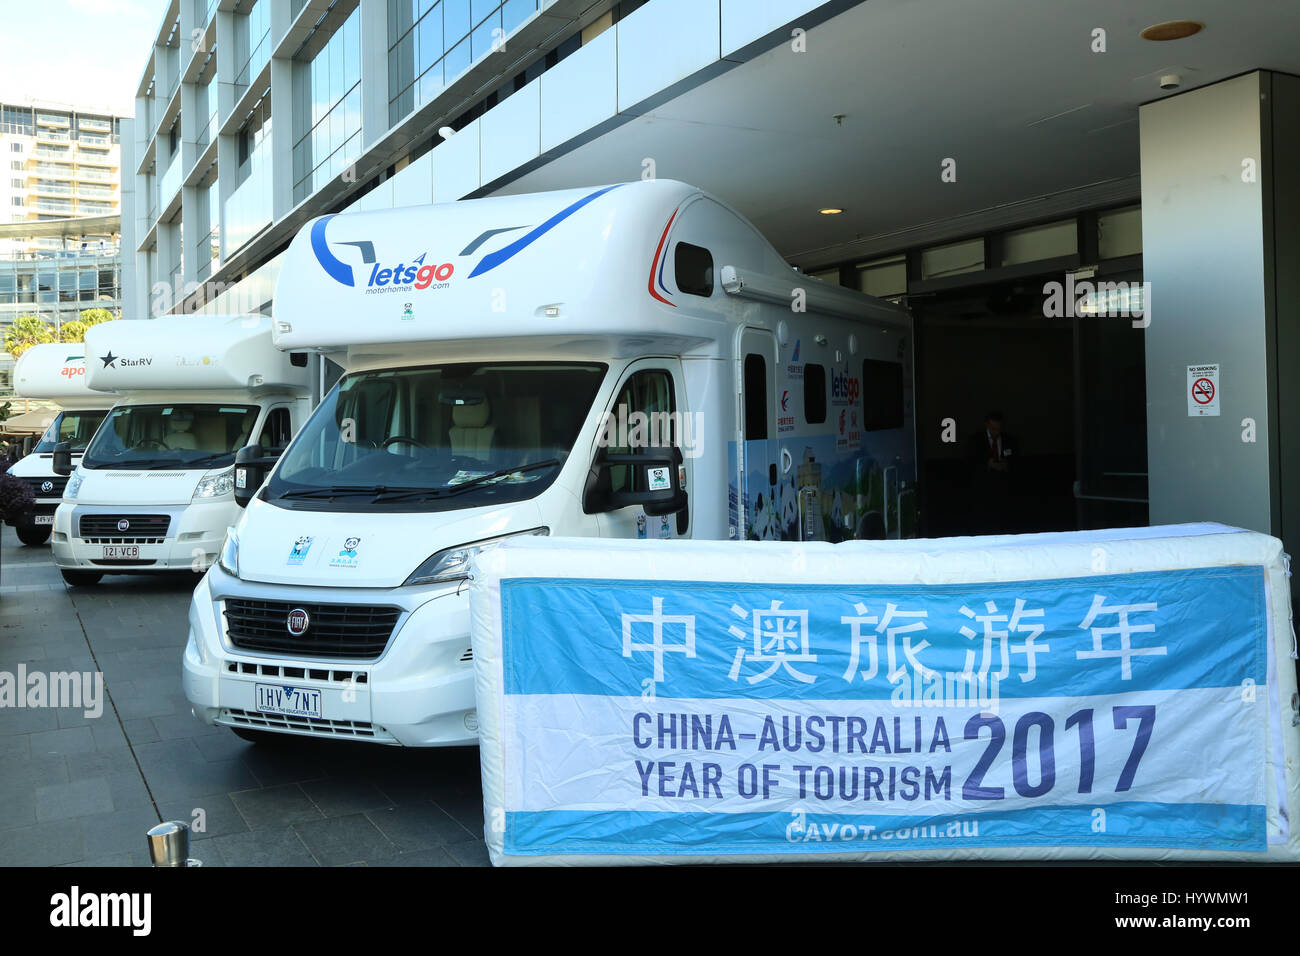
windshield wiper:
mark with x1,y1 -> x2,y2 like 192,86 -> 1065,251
443,458 -> 563,495
277,485 -> 394,500
369,485 -> 452,503
87,458 -> 181,470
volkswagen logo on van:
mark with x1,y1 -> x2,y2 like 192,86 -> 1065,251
286,608 -> 310,637
117,518 -> 130,532
40,480 -> 53,494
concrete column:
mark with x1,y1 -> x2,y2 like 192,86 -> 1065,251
1140,70 -> 1300,550
360,0 -> 390,151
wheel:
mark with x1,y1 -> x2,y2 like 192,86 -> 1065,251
59,570 -> 103,587
230,727 -> 287,745
16,524 -> 52,546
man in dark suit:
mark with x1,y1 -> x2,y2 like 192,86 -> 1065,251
967,410 -> 1016,534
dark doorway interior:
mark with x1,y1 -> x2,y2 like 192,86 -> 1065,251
912,275 -> 1148,537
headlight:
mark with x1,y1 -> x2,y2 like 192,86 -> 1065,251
193,469 -> 235,500
64,470 -> 84,500
403,527 -> 548,587
217,528 -> 239,578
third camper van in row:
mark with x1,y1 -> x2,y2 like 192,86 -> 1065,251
51,314 -> 313,586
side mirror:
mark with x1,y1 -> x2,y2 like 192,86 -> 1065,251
234,443 -> 271,509
52,441 -> 73,477
583,444 -> 688,517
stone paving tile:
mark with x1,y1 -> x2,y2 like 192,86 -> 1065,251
229,783 -> 324,830
34,777 -> 115,822
293,813 -> 400,867
207,826 -> 319,866
0,527 -> 490,868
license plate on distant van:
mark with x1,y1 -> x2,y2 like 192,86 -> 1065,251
33,515 -> 53,525
255,684 -> 323,719
102,545 -> 139,559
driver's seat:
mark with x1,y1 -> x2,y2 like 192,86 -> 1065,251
449,399 -> 495,460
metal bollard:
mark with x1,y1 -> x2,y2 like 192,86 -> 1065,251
146,820 -> 203,867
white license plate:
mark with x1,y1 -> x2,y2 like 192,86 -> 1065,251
255,683 -> 323,719
102,545 -> 139,559
33,515 -> 54,525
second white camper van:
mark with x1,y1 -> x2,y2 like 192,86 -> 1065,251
184,180 -> 916,746
5,344 -> 117,545
51,314 -> 313,585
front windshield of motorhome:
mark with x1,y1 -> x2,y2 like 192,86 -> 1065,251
33,409 -> 109,453
269,362 -> 607,509
81,404 -> 260,469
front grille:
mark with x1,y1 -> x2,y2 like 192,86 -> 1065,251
220,707 -> 392,741
224,599 -> 401,660
79,514 -> 171,539
22,476 -> 68,498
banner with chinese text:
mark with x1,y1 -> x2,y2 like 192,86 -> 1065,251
488,564 -> 1271,858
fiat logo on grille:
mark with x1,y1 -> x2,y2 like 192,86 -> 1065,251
286,608 -> 310,636
116,519 -> 130,532
40,480 -> 53,494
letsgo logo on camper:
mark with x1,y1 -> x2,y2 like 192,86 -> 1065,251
831,370 -> 860,405
311,214 -> 454,293
365,254 -> 455,293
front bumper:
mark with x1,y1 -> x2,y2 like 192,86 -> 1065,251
8,497 -> 59,528
52,499 -> 235,573
183,567 -> 477,747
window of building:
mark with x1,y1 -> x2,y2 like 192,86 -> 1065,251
920,237 -> 983,280
804,363 -> 826,424
862,358 -> 905,432
10,142 -> 22,152
293,6 -> 361,203
673,242 -> 713,297
855,254 -> 907,298
11,178 -> 22,188
10,160 -> 21,170
999,219 -> 1077,267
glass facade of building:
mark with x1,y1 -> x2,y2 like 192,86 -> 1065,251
388,0 -> 540,125
293,6 -> 362,203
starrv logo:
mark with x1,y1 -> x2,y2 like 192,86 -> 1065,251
311,214 -> 453,293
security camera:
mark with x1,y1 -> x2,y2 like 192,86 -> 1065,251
1159,74 -> 1181,91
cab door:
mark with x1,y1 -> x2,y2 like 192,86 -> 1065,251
597,358 -> 691,540
737,327 -> 783,540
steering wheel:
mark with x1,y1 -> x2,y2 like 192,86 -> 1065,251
382,435 -> 427,450
135,438 -> 166,450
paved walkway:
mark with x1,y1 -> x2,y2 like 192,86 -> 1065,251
0,525 -> 488,867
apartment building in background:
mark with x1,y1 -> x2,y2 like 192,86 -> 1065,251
122,0 -> 648,318
0,99 -> 126,390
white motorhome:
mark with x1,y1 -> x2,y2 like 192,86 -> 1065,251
5,344 -> 118,545
51,314 -> 313,586
184,180 -> 916,746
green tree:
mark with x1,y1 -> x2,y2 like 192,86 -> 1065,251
3,315 -> 56,359
59,308 -> 118,344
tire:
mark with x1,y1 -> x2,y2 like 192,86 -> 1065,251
16,524 -> 52,546
59,570 -> 103,587
230,727 -> 286,745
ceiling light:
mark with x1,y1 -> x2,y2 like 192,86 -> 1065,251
1140,20 -> 1204,41
819,207 -> 844,215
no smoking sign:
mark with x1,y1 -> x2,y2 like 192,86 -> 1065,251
1187,364 -> 1220,417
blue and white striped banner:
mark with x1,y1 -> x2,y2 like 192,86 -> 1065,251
492,564 -> 1271,856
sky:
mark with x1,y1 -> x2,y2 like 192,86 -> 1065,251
0,0 -> 163,118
